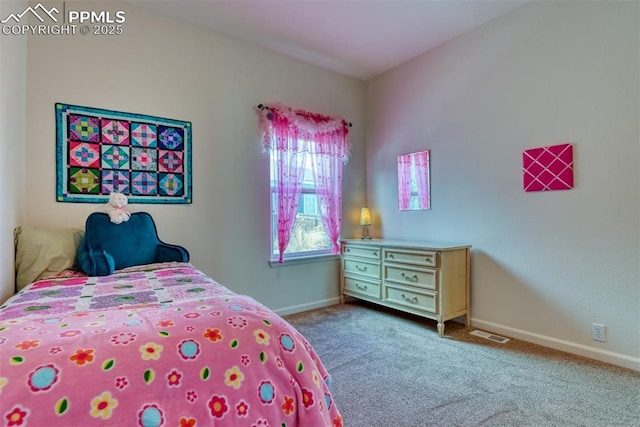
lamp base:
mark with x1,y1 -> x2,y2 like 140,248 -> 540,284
360,225 -> 371,239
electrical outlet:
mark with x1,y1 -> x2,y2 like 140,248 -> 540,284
592,323 -> 606,342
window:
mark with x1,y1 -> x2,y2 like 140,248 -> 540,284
257,103 -> 350,264
397,150 -> 430,211
408,166 -> 421,210
270,151 -> 331,260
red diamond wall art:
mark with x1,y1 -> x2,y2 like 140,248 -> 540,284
522,143 -> 574,192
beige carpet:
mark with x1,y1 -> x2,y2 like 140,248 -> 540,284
284,301 -> 640,427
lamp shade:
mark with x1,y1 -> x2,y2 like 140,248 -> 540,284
359,207 -> 372,226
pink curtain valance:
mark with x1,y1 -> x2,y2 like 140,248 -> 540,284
257,103 -> 351,163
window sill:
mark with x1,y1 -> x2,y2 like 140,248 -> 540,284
268,253 -> 340,268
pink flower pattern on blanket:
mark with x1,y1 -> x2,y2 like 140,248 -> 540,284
0,262 -> 342,427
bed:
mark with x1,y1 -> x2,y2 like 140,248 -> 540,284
1,218 -> 342,427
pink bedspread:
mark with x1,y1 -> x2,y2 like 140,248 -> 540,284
0,262 -> 342,427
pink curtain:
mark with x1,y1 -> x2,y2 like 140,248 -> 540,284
272,128 -> 307,263
397,155 -> 412,210
309,128 -> 349,254
413,151 -> 430,209
258,104 -> 350,262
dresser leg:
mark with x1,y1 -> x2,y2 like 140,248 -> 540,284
437,322 -> 445,337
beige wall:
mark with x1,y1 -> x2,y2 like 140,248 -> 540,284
0,0 -> 27,303
366,1 -> 639,369
21,1 -> 366,311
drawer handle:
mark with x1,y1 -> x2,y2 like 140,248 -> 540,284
355,283 -> 368,291
401,272 -> 418,282
355,265 -> 368,272
387,253 -> 395,259
401,293 -> 418,304
373,251 -> 378,257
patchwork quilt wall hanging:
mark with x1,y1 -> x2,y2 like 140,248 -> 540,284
56,103 -> 192,204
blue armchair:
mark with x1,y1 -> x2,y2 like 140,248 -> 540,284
77,212 -> 189,276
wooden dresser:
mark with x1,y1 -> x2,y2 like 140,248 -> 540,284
340,239 -> 471,336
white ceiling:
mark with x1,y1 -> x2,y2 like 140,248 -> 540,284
136,0 -> 527,81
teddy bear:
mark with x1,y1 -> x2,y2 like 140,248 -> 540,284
104,192 -> 131,224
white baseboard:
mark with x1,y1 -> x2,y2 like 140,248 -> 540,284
472,318 -> 640,372
275,297 -> 341,317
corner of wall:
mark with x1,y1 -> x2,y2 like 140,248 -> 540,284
0,0 -> 28,302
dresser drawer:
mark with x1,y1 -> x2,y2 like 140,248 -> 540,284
343,258 -> 380,280
384,285 -> 437,314
342,244 -> 381,260
384,264 -> 436,291
343,276 -> 380,299
383,248 -> 437,267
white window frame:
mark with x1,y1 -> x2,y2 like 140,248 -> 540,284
269,151 -> 333,263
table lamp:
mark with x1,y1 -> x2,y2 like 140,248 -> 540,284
360,207 -> 372,239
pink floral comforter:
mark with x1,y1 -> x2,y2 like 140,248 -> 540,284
0,262 -> 342,427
